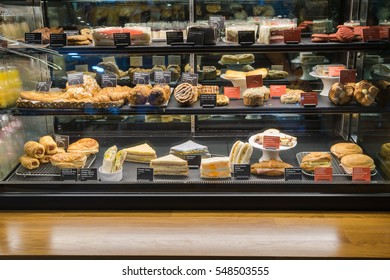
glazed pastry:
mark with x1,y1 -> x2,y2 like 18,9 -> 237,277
127,84 -> 152,105
328,82 -> 354,105
246,68 -> 268,78
217,95 -> 229,106
198,85 -> 219,95
174,83 -> 198,105
20,155 -> 40,170
50,152 -> 88,169
39,135 -> 58,155
354,80 -> 379,106
67,138 -> 99,155
24,141 -> 45,159
330,143 -> 363,159
148,84 -> 170,106
66,75 -> 101,97
224,70 -> 246,79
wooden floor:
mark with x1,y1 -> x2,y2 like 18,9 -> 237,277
0,211 -> 390,258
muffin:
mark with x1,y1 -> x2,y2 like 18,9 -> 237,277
127,84 -> 152,105
243,88 -> 264,107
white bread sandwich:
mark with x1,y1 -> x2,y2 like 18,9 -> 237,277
200,157 -> 231,179
169,140 -> 210,158
124,143 -> 157,163
150,154 -> 188,176
229,140 -> 253,164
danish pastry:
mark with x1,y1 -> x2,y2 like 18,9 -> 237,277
354,80 -> 379,106
174,83 -> 198,105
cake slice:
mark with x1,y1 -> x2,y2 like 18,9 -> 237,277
124,143 -> 157,163
150,154 -> 189,176
169,140 -> 211,158
200,157 -> 231,179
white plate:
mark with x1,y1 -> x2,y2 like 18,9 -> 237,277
248,134 -> 297,151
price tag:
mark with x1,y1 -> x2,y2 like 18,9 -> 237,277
25,32 -> 42,44
270,85 -> 286,98
80,168 -> 98,182
301,92 -> 318,107
114,33 -> 131,47
133,72 -> 150,84
200,94 -> 217,108
182,73 -> 198,85
101,74 -> 117,88
314,167 -> 333,182
233,164 -> 251,179
75,64 -> 88,72
168,55 -> 181,65
130,56 -> 143,67
185,155 -> 201,169
263,136 -> 280,150
209,16 -> 225,29
363,28 -> 380,42
36,81 -> 52,92
352,167 -> 371,182
137,168 -> 154,181
53,134 -> 69,150
224,87 -> 240,99
67,72 -> 84,86
283,29 -> 301,44
187,31 -> 204,45
340,69 -> 356,84
328,66 -> 345,77
238,31 -> 255,45
154,71 -> 171,84
50,33 -> 67,47
246,75 -> 263,88
166,31 -> 184,45
152,56 -> 165,66
285,168 -> 302,181
61,168 -> 78,181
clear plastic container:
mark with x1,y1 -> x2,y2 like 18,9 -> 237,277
225,23 -> 258,44
92,26 -> 151,46
258,18 -> 297,44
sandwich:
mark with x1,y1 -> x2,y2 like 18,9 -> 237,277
124,143 -> 157,163
300,152 -> 332,172
254,129 -> 297,147
200,157 -> 231,179
150,154 -> 188,176
330,143 -> 362,159
101,145 -> 118,173
229,141 -> 253,164
169,140 -> 211,159
251,159 -> 293,176
340,154 -> 375,175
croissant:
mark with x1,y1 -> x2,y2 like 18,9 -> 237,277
92,95 -> 111,102
20,155 -> 40,170
39,135 -> 58,155
24,141 -> 45,159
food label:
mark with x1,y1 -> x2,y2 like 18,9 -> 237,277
25,32 -> 42,44
200,94 -> 216,108
101,74 -> 117,88
152,56 -> 165,66
187,31 -> 204,45
285,168 -> 303,181
238,31 -> 255,45
133,72 -> 150,84
166,31 -> 184,45
63,30 -> 79,36
80,168 -> 98,181
168,55 -> 181,65
182,73 -> 198,85
154,71 -> 171,84
284,29 -> 301,43
339,69 -> 356,83
363,28 -> 380,42
36,81 -> 52,92
113,33 -> 131,47
224,87 -> 240,99
75,64 -> 88,72
328,66 -> 345,77
137,168 -> 154,181
53,134 -> 69,150
270,85 -> 286,98
130,56 -> 143,67
185,155 -> 201,169
352,167 -> 371,182
263,136 -> 280,150
50,33 -> 67,47
246,75 -> 263,88
233,164 -> 251,179
61,168 -> 78,181
67,72 -> 84,86
209,16 -> 225,29
314,167 -> 333,182
300,92 -> 318,107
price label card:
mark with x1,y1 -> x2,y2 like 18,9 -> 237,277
328,66 -> 344,77
200,94 -> 217,108
61,168 -> 78,181
152,56 -> 165,66
187,31 -> 204,45
133,72 -> 150,84
64,29 -> 79,36
137,168 -> 153,181
130,56 -> 143,67
101,74 -> 117,88
233,164 -> 251,179
340,69 -> 356,84
283,29 -> 301,43
114,33 -> 131,47
301,92 -> 318,107
185,155 -> 201,169
154,71 -> 171,84
80,168 -> 98,182
263,136 -> 280,150
270,85 -> 286,98
67,72 -> 84,86
238,31 -> 255,45
50,33 -> 67,47
363,28 -> 380,42
168,55 -> 181,65
166,31 -> 184,45
25,32 -> 42,44
285,168 -> 303,181
36,81 -> 52,92
352,167 -> 371,182
246,75 -> 263,88
224,87 -> 240,99
314,167 -> 333,182
209,16 -> 225,29
182,73 -> 198,85
54,134 -> 69,150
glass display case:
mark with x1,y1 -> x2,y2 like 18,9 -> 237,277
0,0 -> 389,210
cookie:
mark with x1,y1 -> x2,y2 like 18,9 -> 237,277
217,95 -> 229,106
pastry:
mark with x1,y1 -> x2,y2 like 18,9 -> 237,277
99,86 -> 131,101
80,28 -> 93,41
67,138 -> 99,155
66,75 -> 101,97
254,129 -> 297,147
102,145 -> 118,173
250,159 -> 293,176
229,141 -> 253,164
328,82 -> 354,105
330,143 -> 363,159
174,83 -> 198,105
243,88 -> 264,107
39,135 -> 58,155
217,95 -> 229,106
379,143 -> 390,161
148,84 -> 170,106
340,154 -> 375,175
247,68 -> 268,78
24,141 -> 45,159
50,152 -> 88,169
280,90 -> 302,104
200,157 -> 231,179
170,140 -> 211,159
354,80 -> 379,106
150,154 -> 189,176
39,154 -> 52,164
300,152 -> 332,172
237,54 -> 255,64
127,84 -> 152,105
311,33 -> 329,43
224,70 -> 246,79
198,85 -> 219,95
265,70 -> 289,80
124,143 -> 157,163
20,155 -> 40,170
336,27 -> 354,42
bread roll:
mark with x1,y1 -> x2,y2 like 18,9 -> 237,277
354,80 -> 379,106
20,155 -> 40,170
379,143 -> 390,161
225,70 -> 246,79
300,152 -> 332,172
330,143 -> 363,159
24,141 -> 45,159
340,154 -> 375,174
39,135 -> 58,155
